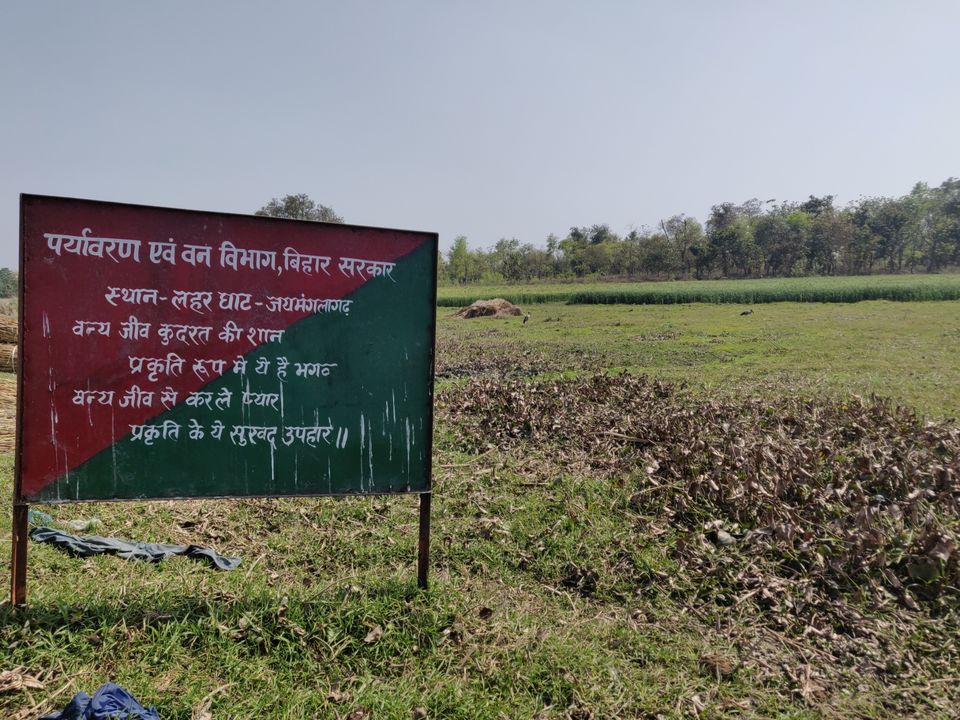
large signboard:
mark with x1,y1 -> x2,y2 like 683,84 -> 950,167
16,195 -> 437,503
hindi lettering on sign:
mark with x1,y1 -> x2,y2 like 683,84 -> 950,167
338,256 -> 396,281
129,420 -> 181,446
171,290 -> 213,314
214,388 -> 232,410
282,423 -> 336,448
283,247 -> 331,275
157,323 -> 213,347
19,195 -> 436,507
148,240 -> 178,265
120,316 -> 151,340
128,353 -> 186,382
119,385 -> 155,409
294,361 -> 338,378
264,295 -> 352,314
72,389 -> 116,407
188,419 -> 204,440
246,327 -> 284,345
219,241 -> 278,273
72,320 -> 111,337
180,244 -> 212,267
229,424 -> 279,449
191,357 -> 228,380
45,228 -> 143,264
218,292 -> 252,311
242,389 -> 280,411
105,287 -> 160,307
160,387 -> 179,410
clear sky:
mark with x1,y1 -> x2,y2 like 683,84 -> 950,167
1,1 -> 957,268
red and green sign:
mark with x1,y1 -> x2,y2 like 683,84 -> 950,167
17,195 -> 437,503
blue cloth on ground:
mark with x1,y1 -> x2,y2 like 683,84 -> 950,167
40,682 -> 160,719
28,509 -> 55,527
29,527 -> 241,571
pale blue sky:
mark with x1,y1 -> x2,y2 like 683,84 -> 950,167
2,1 -> 957,267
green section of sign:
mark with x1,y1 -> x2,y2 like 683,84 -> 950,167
34,242 -> 435,502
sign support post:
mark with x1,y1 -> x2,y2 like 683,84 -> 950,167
417,491 -> 431,589
10,502 -> 28,606
10,228 -> 26,607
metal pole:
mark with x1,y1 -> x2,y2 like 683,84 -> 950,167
417,492 -> 431,589
12,196 -> 26,606
10,503 -> 28,606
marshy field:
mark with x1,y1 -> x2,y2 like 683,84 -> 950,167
1,276 -> 959,718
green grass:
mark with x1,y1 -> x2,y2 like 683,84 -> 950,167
437,273 -> 960,306
438,300 -> 960,418
0,453 -> 847,719
2,299 -> 958,717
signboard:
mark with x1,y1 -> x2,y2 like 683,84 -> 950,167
10,195 -> 437,604
16,195 -> 437,503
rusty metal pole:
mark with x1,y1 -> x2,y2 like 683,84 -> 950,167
10,503 -> 28,606
417,492 -> 431,589
12,196 -> 26,606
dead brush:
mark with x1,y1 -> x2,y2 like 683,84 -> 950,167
439,373 -> 960,612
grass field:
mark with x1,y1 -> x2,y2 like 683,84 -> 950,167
437,273 -> 960,307
438,300 -> 960,419
1,298 -> 958,718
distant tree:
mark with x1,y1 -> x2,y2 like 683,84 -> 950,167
436,250 -> 448,284
588,224 -> 618,245
617,230 -> 646,276
638,233 -> 678,276
256,193 -> 343,223
707,203 -> 758,277
800,194 -> 835,217
754,206 -> 810,276
447,235 -> 472,284
559,227 -> 590,276
807,210 -> 851,275
583,242 -> 615,275
0,268 -> 16,298
928,178 -> 960,270
848,200 -> 882,274
660,215 -> 705,277
490,238 -> 522,280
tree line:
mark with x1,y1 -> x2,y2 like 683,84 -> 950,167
8,182 -> 956,298
442,177 -> 960,284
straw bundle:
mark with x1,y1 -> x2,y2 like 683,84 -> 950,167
0,343 -> 16,374
0,316 -> 17,344
0,379 -> 16,453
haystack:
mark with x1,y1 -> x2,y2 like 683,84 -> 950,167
0,316 -> 17,344
0,344 -> 15,373
454,298 -> 524,319
0,380 -> 15,452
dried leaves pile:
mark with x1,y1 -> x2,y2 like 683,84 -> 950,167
434,340 -> 564,380
440,374 -> 960,615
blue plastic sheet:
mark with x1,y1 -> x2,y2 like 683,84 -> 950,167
40,682 -> 160,720
30,527 -> 241,571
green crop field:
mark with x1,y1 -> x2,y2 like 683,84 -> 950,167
437,299 -> 960,419
437,273 -> 960,307
2,296 -> 959,718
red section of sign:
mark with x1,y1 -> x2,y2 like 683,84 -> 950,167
20,197 -> 426,497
